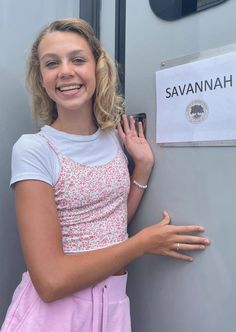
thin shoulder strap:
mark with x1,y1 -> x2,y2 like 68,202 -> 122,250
38,132 -> 60,156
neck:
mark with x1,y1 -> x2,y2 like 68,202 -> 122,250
52,111 -> 98,135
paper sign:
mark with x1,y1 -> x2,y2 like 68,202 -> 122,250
156,51 -> 236,144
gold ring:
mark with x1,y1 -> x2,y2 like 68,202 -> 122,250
176,243 -> 180,251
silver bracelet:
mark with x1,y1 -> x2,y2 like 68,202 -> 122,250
133,180 -> 148,189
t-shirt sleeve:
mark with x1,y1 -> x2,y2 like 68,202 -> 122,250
10,134 -> 56,188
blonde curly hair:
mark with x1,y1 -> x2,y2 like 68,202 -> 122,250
26,18 -> 124,129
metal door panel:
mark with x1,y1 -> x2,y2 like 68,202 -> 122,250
125,1 -> 236,331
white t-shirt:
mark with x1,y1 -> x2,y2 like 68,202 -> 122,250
10,125 -> 122,187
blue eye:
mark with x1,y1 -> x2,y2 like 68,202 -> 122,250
73,58 -> 85,65
45,61 -> 58,68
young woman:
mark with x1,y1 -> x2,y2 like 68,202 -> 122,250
1,18 -> 210,332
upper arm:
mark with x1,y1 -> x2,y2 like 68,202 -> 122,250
10,134 -> 58,187
15,180 -> 64,293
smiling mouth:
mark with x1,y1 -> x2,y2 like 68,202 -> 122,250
57,84 -> 83,92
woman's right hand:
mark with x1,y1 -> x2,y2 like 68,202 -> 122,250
136,211 -> 210,262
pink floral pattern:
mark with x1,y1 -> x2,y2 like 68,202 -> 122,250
41,133 -> 130,253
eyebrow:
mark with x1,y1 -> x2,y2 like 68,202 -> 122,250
40,49 -> 88,61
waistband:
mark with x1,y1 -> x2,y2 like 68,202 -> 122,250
74,272 -> 128,303
20,272 -> 128,332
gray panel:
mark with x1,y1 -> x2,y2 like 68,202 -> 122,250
125,0 -> 236,331
100,0 -> 116,60
0,0 -> 79,326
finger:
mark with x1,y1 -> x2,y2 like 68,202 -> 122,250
129,116 -> 137,134
176,235 -> 210,245
122,114 -> 130,133
165,250 -> 193,262
173,243 -> 206,251
163,210 -> 170,219
138,121 -> 145,138
159,211 -> 171,225
117,122 -> 125,142
173,225 -> 205,234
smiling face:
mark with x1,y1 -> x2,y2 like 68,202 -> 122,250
38,31 -> 96,117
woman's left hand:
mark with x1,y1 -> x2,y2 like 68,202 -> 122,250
117,114 -> 154,171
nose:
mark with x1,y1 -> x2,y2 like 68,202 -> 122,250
58,61 -> 74,79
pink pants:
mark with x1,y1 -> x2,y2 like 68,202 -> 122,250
1,272 -> 131,332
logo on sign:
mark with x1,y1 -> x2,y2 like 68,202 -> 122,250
186,100 -> 208,123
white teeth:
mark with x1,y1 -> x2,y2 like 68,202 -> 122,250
59,85 -> 82,92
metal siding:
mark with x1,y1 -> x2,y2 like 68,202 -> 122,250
125,0 -> 236,331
